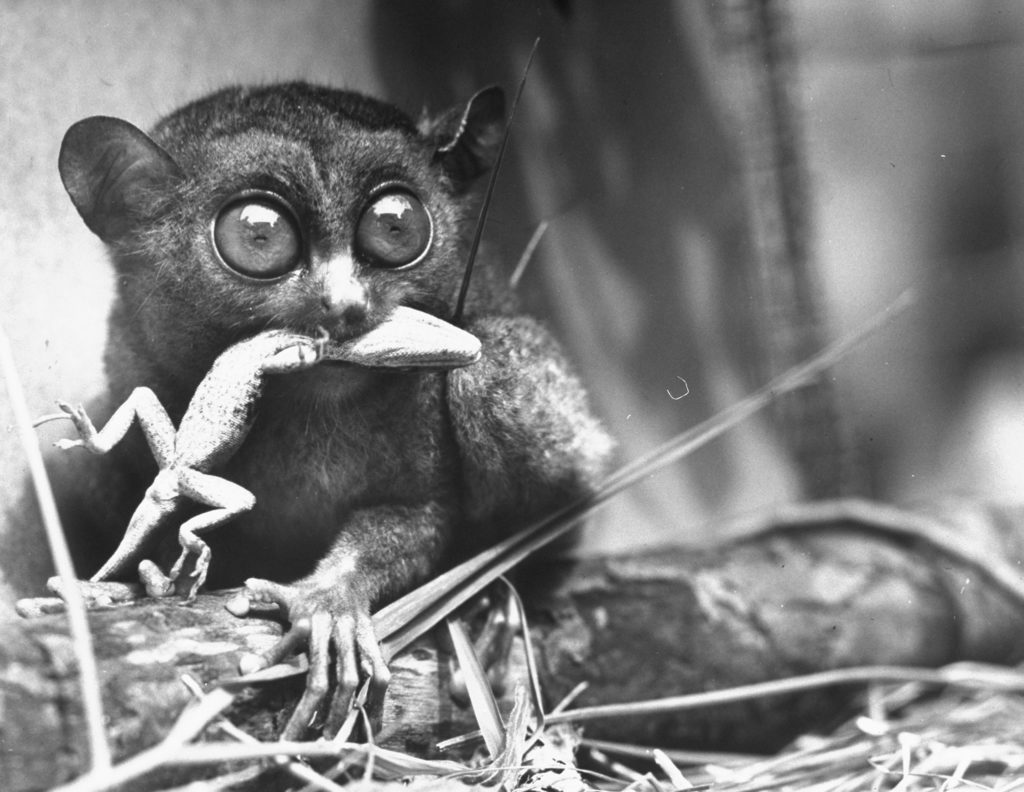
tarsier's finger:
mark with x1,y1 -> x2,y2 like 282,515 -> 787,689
356,610 -> 391,708
224,577 -> 287,618
324,615 -> 361,732
281,611 -> 333,740
227,577 -> 299,620
237,622 -> 310,675
333,613 -> 360,693
232,579 -> 317,675
240,577 -> 296,608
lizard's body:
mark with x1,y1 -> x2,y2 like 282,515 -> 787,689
56,330 -> 324,593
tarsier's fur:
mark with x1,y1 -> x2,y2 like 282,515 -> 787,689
51,82 -> 612,678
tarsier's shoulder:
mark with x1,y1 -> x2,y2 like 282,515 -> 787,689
448,313 -> 614,488
458,314 -> 586,396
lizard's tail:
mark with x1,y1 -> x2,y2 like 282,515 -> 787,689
91,493 -> 174,582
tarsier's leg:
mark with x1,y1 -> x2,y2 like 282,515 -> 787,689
159,469 -> 256,600
56,387 -> 176,468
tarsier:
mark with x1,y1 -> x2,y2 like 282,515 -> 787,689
38,82 -> 613,735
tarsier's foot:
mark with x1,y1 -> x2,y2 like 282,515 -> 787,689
14,575 -> 145,616
52,400 -> 99,451
226,577 -> 390,739
138,560 -> 176,598
15,562 -> 188,617
15,596 -> 69,618
49,574 -> 143,606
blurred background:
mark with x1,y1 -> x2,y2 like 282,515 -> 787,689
3,0 -> 1023,612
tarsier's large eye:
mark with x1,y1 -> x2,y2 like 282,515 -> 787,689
213,193 -> 302,279
354,188 -> 433,268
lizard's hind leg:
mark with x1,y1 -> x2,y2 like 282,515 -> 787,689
167,469 -> 257,599
55,387 -> 176,467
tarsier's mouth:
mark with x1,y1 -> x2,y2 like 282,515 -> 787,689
316,306 -> 481,371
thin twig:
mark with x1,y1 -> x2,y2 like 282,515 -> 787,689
453,37 -> 539,323
0,323 -> 111,770
546,663 -> 1024,725
580,738 -> 763,769
50,688 -> 235,792
181,674 -> 347,792
509,219 -> 549,290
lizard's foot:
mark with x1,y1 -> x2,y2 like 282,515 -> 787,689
167,541 -> 211,602
226,576 -> 390,739
51,400 -> 99,451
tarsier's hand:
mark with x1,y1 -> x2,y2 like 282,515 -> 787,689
226,574 -> 390,738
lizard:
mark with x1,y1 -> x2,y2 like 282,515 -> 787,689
20,306 -> 480,614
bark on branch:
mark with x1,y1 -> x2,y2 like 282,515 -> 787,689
5,497 -> 1024,791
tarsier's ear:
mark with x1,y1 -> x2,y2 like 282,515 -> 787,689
423,86 -> 506,187
59,116 -> 183,242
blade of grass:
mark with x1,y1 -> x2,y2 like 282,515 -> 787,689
447,618 -> 504,758
0,322 -> 111,770
652,748 -> 693,790
544,663 -> 1024,725
503,578 -> 545,729
375,290 -> 915,658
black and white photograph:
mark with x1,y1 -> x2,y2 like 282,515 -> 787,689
3,3 -> 1024,790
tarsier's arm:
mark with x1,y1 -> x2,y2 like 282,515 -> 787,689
447,314 -> 614,537
237,501 -> 452,737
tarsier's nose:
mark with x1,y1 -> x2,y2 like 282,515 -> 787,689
320,253 -> 368,326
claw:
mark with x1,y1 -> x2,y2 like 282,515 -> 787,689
166,541 -> 211,601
